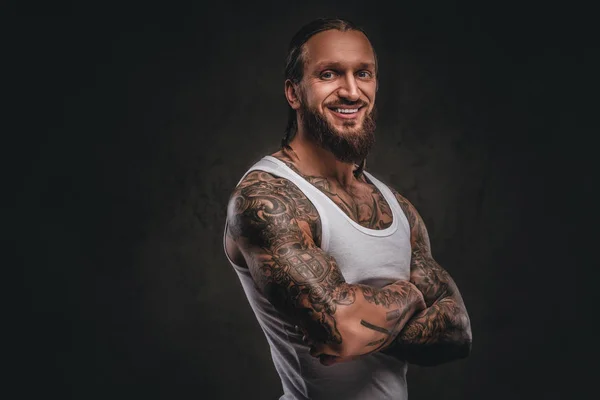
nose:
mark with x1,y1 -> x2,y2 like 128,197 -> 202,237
337,73 -> 360,102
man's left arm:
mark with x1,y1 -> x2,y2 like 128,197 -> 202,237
383,190 -> 473,366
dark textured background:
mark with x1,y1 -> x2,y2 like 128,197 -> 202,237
10,1 -> 597,399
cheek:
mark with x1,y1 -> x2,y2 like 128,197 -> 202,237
308,83 -> 337,105
361,82 -> 377,101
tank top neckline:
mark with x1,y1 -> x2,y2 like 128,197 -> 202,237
262,155 -> 399,237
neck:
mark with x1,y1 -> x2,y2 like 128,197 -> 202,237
286,129 -> 358,188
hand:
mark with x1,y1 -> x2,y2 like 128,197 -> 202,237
317,354 -> 362,366
295,325 -> 361,366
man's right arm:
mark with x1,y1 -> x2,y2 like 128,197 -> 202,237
226,171 -> 426,364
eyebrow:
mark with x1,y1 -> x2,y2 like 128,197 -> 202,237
312,61 -> 376,71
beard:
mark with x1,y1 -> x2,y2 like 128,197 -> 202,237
299,99 -> 376,164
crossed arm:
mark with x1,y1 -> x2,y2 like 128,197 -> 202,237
227,171 -> 426,365
384,190 -> 472,366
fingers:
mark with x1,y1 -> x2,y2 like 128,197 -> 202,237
294,325 -> 352,366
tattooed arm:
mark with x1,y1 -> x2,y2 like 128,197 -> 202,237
382,191 -> 473,366
227,171 -> 426,365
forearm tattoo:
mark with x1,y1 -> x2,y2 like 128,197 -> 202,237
358,282 -> 421,352
389,189 -> 472,363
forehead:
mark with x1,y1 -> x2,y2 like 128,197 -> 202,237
303,29 -> 375,70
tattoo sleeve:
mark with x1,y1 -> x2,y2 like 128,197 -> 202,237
227,172 -> 426,360
383,190 -> 473,366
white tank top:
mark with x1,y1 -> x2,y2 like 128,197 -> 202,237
223,156 -> 413,400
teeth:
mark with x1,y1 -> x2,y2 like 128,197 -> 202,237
335,108 -> 359,114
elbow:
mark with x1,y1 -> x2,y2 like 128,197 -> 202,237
453,310 -> 472,347
461,315 -> 473,351
463,336 -> 472,359
410,326 -> 472,367
453,317 -> 473,359
450,322 -> 472,361
457,336 -> 472,360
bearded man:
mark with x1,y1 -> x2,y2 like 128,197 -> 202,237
223,18 -> 472,400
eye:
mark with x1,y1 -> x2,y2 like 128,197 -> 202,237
320,71 -> 336,80
357,70 -> 373,79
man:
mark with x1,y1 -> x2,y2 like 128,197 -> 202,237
223,18 -> 472,400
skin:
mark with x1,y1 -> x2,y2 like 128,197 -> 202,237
382,189 -> 472,366
283,29 -> 377,186
226,29 -> 471,366
226,169 -> 426,365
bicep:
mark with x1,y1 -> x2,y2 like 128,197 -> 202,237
236,212 -> 346,314
408,215 -> 466,309
407,208 -> 461,306
392,189 -> 456,305
227,178 -> 352,332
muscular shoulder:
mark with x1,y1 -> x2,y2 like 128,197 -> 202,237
388,187 -> 432,253
389,188 -> 418,229
227,170 -> 322,247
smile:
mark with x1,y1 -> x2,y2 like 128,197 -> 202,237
328,106 -> 364,119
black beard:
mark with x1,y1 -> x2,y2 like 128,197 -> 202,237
299,102 -> 376,164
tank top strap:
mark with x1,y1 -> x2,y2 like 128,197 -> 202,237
362,171 -> 411,237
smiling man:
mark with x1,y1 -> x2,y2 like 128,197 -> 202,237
223,18 -> 472,400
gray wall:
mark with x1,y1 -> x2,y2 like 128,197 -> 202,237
12,1 -> 595,399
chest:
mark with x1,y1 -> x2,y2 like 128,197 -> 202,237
304,176 -> 394,231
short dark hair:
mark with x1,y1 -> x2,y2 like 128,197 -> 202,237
281,18 -> 377,149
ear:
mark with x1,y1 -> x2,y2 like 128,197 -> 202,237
284,79 -> 302,110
